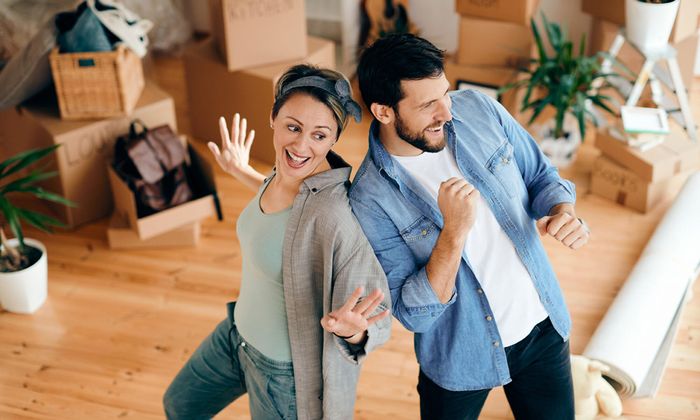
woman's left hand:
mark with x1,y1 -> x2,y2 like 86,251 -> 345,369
320,287 -> 390,343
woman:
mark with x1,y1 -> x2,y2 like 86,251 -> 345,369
163,65 -> 391,419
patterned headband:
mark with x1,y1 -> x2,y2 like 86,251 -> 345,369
279,76 -> 362,123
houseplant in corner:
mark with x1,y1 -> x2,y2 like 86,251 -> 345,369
0,145 -> 74,314
501,14 -> 617,168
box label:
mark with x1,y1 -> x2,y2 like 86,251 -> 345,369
467,0 -> 499,9
226,0 -> 297,20
593,160 -> 641,193
60,120 -> 126,167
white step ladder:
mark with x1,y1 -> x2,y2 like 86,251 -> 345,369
599,30 -> 697,142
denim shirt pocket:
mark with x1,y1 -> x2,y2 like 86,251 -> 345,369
400,216 -> 438,264
486,141 -> 522,199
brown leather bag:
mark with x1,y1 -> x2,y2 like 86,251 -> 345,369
113,120 -> 192,216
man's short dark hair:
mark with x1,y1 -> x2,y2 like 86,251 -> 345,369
357,33 -> 445,112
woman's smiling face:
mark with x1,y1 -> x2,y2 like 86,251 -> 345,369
271,93 -> 339,181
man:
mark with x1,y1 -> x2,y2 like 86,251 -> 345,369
349,33 -> 590,419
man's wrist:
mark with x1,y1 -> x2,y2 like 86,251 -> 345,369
439,226 -> 468,247
548,203 -> 576,218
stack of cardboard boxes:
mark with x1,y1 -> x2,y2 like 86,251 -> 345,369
447,0 -> 540,119
0,67 -> 218,250
591,129 -> 700,213
583,0 -> 700,213
184,0 -> 336,165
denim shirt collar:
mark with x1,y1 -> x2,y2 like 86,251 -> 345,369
367,119 -> 458,178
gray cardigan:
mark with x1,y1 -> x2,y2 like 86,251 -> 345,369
277,152 -> 391,419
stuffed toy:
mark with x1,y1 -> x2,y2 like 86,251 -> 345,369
571,355 -> 623,419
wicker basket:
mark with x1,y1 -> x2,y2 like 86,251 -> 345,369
49,44 -> 144,120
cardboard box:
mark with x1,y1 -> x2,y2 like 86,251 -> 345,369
456,16 -> 533,68
209,0 -> 307,71
581,0 -> 625,26
107,213 -> 201,249
589,19 -> 698,90
455,0 -> 540,26
0,82 -> 176,228
594,129 -> 700,182
184,37 -> 335,165
108,142 -> 219,240
590,154 -> 671,213
444,58 -> 523,116
582,0 -> 700,43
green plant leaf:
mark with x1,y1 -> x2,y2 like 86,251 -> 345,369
0,196 -> 24,249
527,97 -> 553,125
542,14 -> 561,52
0,144 -> 60,180
503,13 -> 621,143
0,145 -> 73,246
16,186 -> 76,208
0,170 -> 59,194
16,208 -> 65,233
584,107 -> 600,127
588,95 -> 616,116
531,17 -> 548,65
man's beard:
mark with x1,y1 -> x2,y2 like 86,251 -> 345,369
394,111 -> 447,153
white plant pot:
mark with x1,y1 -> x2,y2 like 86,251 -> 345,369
536,115 -> 582,169
626,0 -> 680,54
0,238 -> 47,314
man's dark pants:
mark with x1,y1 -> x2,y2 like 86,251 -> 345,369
417,318 -> 575,420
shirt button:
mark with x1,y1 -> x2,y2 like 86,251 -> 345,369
485,315 -> 492,321
241,342 -> 246,347
493,341 -> 500,347
421,229 -> 427,236
477,288 -> 484,294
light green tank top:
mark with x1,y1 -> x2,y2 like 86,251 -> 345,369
234,179 -> 292,361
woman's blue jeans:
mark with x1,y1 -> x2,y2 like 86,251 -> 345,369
163,302 -> 296,419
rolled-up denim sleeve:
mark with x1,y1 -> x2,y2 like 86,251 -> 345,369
481,93 -> 576,219
351,199 -> 456,333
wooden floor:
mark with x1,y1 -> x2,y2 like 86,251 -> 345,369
1,53 -> 699,420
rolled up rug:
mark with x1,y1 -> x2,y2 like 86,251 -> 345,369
584,172 -> 700,398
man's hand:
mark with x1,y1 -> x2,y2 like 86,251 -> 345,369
536,203 -> 590,250
438,177 -> 479,244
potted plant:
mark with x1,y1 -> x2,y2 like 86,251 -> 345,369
626,0 -> 680,53
501,14 -> 617,168
0,145 -> 74,314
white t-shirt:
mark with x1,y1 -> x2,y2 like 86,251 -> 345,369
392,148 -> 548,347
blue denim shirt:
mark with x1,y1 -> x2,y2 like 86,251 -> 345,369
348,90 -> 576,391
